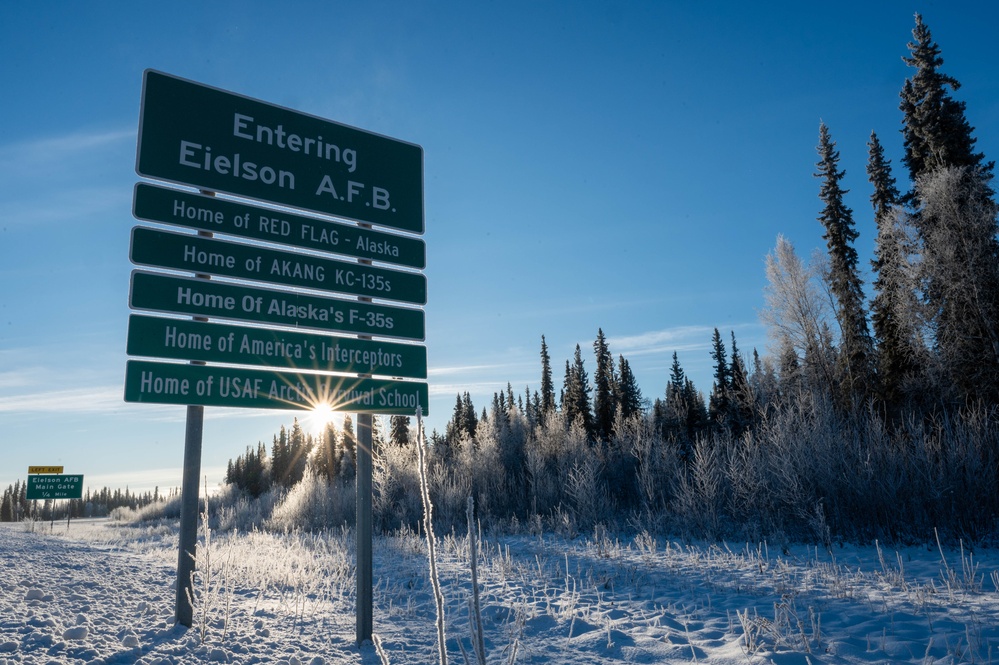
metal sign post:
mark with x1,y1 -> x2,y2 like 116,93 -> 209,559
175,403 -> 204,626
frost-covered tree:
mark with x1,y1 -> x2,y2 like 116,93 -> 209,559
917,167 -> 999,402
816,123 -> 874,405
761,235 -> 836,392
868,132 -> 925,406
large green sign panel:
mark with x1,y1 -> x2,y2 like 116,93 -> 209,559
129,271 -> 425,341
133,183 -> 425,269
136,70 -> 424,234
127,314 -> 427,379
124,360 -> 429,414
130,226 -> 427,305
27,475 -> 84,500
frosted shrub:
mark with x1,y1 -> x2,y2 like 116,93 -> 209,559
674,435 -> 727,539
566,454 -> 610,530
268,469 -> 354,532
628,416 -> 682,529
428,462 -> 471,533
373,441 -> 422,531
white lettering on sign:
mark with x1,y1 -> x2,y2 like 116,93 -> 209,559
178,141 -> 295,190
139,370 -> 190,396
232,113 -> 357,173
172,199 -> 224,225
176,287 -> 236,311
183,244 -> 236,269
163,325 -> 213,351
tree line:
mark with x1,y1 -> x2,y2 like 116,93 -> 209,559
0,482 -> 172,522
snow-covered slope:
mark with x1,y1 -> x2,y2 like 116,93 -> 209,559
2,520 -> 998,664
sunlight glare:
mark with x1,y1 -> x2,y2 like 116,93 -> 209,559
304,401 -> 339,436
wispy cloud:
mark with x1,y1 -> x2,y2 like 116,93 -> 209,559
429,363 -> 514,376
0,186 -> 130,226
0,126 -> 135,227
606,322 -> 765,357
429,380 -> 521,397
0,386 -> 124,414
0,127 -> 134,171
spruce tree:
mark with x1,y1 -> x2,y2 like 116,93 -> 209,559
899,15 -> 999,403
341,415 -> 356,464
868,131 -> 922,407
539,335 -> 556,416
616,355 -> 643,420
708,327 -> 729,427
816,122 -> 874,405
728,331 -> 752,434
561,345 -> 593,436
900,14 -> 992,193
592,329 -> 617,440
390,415 -> 411,446
462,392 -> 478,437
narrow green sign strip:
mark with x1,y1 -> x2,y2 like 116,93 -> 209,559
27,475 -> 84,500
130,226 -> 427,305
136,70 -> 424,234
134,183 -> 425,269
129,270 -> 425,341
124,360 -> 429,415
127,314 -> 427,379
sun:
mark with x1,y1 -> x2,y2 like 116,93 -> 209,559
304,401 -> 339,436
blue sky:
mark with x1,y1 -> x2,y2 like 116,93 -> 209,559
2,2 -> 998,494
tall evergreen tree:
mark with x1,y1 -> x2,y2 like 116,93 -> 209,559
868,131 -> 922,406
561,345 -> 593,436
899,15 -> 999,403
728,331 -> 752,434
708,328 -> 730,427
816,122 -> 874,404
900,14 -> 992,193
539,335 -> 556,417
389,415 -> 411,446
616,355 -> 642,420
341,415 -> 356,465
592,329 -> 617,440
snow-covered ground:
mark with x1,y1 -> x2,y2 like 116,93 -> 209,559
2,518 -> 998,664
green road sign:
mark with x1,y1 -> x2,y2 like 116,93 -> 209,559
129,270 -> 425,341
124,360 -> 428,415
27,475 -> 83,500
127,314 -> 427,379
136,70 -> 424,234
133,183 -> 426,269
130,226 -> 427,305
